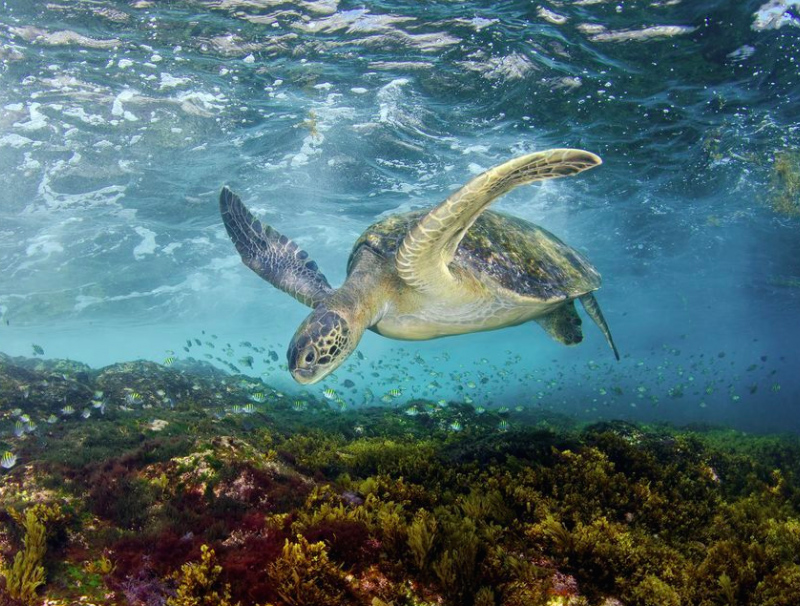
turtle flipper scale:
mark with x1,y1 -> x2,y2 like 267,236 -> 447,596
395,149 -> 602,292
220,187 -> 334,308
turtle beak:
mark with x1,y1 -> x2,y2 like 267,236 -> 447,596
290,367 -> 317,384
288,335 -> 318,384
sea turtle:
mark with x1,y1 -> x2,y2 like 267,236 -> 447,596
220,148 -> 619,384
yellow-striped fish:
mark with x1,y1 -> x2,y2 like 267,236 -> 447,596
1,451 -> 18,469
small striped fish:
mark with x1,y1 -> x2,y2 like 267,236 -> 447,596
1,451 -> 18,469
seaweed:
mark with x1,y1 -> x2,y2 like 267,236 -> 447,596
167,545 -> 238,606
265,536 -> 354,606
3,356 -> 800,605
407,509 -> 437,571
0,505 -> 62,605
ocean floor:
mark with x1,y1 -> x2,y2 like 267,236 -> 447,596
1,353 -> 799,606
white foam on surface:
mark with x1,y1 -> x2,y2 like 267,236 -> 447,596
295,9 -> 410,34
20,152 -> 42,174
111,89 -> 138,118
62,106 -> 106,125
0,134 -> 35,148
25,234 -> 64,258
9,26 -> 120,49
174,91 -> 228,116
159,73 -> 191,89
133,227 -> 158,260
753,0 -> 800,30
588,25 -> 696,43
161,242 -> 183,255
13,103 -> 48,131
537,7 -> 568,25
217,0 -> 339,15
458,52 -> 537,81
36,171 -> 127,212
453,17 -> 498,31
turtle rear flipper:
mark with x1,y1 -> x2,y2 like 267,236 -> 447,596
536,301 -> 583,346
579,293 -> 620,360
220,187 -> 333,308
395,149 -> 601,293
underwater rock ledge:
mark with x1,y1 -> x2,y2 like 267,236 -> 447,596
1,354 -> 800,606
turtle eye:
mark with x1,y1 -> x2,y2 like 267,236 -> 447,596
304,350 -> 316,365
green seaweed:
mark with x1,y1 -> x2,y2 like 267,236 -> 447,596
407,509 -> 438,570
167,545 -> 238,606
0,504 -> 62,605
265,536 -> 352,606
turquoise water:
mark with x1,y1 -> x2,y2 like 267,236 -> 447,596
1,0 -> 798,431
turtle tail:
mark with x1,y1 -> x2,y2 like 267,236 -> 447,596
579,293 -> 620,361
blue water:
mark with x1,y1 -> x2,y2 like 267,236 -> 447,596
1,0 -> 798,432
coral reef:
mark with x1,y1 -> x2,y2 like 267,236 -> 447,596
1,356 -> 800,605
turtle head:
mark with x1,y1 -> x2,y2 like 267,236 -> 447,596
288,306 -> 356,384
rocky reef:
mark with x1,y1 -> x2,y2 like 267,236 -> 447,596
1,354 -> 799,606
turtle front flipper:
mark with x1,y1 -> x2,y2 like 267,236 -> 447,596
579,293 -> 620,360
395,149 -> 601,292
220,187 -> 334,308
